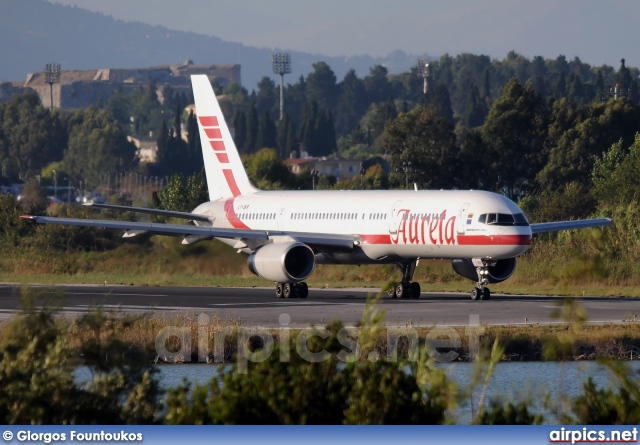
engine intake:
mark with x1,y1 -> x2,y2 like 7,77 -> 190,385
247,242 -> 315,283
451,258 -> 516,283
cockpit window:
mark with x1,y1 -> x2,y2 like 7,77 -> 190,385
479,213 -> 529,226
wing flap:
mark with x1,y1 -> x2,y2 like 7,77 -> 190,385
530,218 -> 612,234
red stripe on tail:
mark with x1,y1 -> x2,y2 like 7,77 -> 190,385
204,128 -> 223,139
215,153 -> 229,163
199,116 -> 219,127
209,140 -> 226,152
223,169 -> 242,197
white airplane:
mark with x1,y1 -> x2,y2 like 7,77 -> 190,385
21,75 -> 612,300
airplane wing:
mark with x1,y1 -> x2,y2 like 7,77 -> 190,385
530,218 -> 612,234
82,202 -> 212,222
20,215 -> 357,250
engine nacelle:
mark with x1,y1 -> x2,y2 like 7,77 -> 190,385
247,242 -> 315,283
451,258 -> 517,284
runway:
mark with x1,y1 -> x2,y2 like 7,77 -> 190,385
1,284 -> 638,327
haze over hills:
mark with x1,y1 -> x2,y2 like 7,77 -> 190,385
0,0 -> 429,89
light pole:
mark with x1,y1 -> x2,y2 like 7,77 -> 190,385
272,53 -> 291,120
43,63 -> 61,110
397,161 -> 414,189
602,82 -> 632,101
311,169 -> 320,190
52,169 -> 57,199
417,59 -> 431,95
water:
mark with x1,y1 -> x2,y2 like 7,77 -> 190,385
76,361 -> 640,423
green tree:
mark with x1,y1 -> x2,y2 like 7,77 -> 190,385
64,108 -> 137,187
457,127 -> 492,190
255,111 -> 277,150
364,65 -> 392,106
538,98 -> 640,191
592,133 -> 640,206
0,90 -> 66,181
0,289 -> 161,424
233,110 -> 247,151
553,72 -> 567,99
156,171 -> 206,212
300,101 -> 319,155
616,58 -> 633,91
245,103 -> 259,154
481,78 -> 547,198
105,88 -> 131,127
255,76 -> 277,118
384,106 -> 461,189
306,62 -> 338,111
244,148 -> 295,190
186,109 -> 200,165
283,75 -> 307,127
595,70 -> 605,102
423,85 -> 454,126
276,114 -> 296,158
462,83 -> 488,128
335,69 -> 367,136
165,320 -> 454,425
130,80 -> 163,137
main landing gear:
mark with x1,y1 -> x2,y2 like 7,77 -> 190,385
470,259 -> 491,301
275,282 -> 308,299
388,260 -> 421,299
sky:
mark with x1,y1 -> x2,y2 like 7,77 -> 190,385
45,0 -> 640,69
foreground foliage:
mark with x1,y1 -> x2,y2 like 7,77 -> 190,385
1,288 -> 639,425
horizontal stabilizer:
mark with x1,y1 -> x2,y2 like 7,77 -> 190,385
83,202 -> 211,222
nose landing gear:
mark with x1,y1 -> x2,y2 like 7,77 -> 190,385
471,258 -> 491,300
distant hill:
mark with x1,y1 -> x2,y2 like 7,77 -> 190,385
0,0 -> 430,89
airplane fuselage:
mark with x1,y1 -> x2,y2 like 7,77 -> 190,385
193,189 -> 532,265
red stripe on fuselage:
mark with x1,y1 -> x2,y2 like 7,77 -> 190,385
360,234 -> 392,244
224,199 -> 250,229
457,234 -> 531,246
357,234 -> 531,246
199,116 -> 219,127
223,169 -> 241,197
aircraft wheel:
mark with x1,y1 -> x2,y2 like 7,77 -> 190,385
481,288 -> 491,300
471,288 -> 480,300
388,286 -> 397,299
409,282 -> 421,299
396,282 -> 408,299
275,283 -> 284,298
283,283 -> 295,298
298,282 -> 308,299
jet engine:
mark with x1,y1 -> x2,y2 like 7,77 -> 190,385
451,258 -> 517,283
247,242 -> 315,283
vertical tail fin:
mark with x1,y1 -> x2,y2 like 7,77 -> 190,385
191,74 -> 258,200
